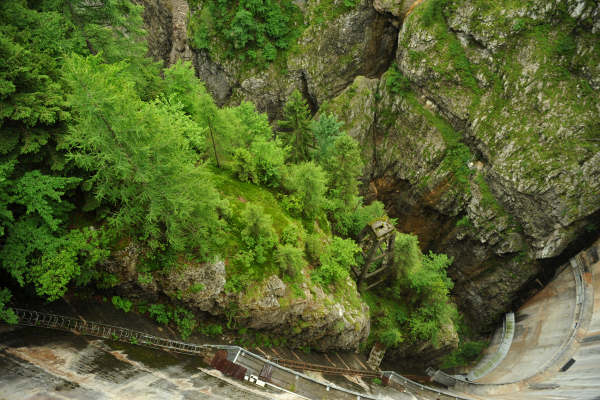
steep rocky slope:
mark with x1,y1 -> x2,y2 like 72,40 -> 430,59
105,242 -> 369,351
136,0 -> 600,334
327,0 -> 600,329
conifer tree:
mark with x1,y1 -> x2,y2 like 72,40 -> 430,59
62,55 -> 225,255
284,162 -> 328,219
324,134 -> 364,207
277,89 -> 313,163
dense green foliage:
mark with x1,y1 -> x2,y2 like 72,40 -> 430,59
311,237 -> 361,287
0,0 -> 158,320
189,0 -> 304,68
0,289 -> 17,324
0,0 -> 382,322
441,340 -> 487,369
365,233 -> 457,348
112,295 -> 132,313
0,0 -> 460,357
278,89 -> 313,163
63,55 -> 226,254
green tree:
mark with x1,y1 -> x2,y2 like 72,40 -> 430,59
311,113 -> 343,162
312,237 -> 361,286
364,233 -> 458,348
0,163 -> 109,300
275,244 -> 306,279
62,55 -> 225,256
284,162 -> 328,219
250,137 -> 288,187
232,148 -> 258,183
240,204 -> 277,264
278,90 -> 313,163
162,61 -> 225,167
63,0 -> 162,98
0,289 -> 18,324
324,135 -> 363,205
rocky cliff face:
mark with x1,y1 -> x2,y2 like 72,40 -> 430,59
138,0 -> 398,116
105,242 -> 369,351
136,0 -> 600,334
326,0 -> 600,329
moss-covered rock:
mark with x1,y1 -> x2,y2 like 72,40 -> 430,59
169,0 -> 398,120
325,0 -> 600,330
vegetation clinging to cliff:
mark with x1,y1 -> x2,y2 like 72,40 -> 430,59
0,0 -> 378,324
365,233 -> 457,348
0,0 -> 460,354
189,0 -> 304,68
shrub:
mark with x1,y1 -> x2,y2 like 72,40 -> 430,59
312,237 -> 361,286
386,64 -> 411,95
173,307 -> 197,340
240,204 -> 277,264
232,148 -> 258,183
275,244 -> 307,279
280,224 -> 304,246
456,215 -> 472,228
200,323 -> 223,337
112,296 -> 132,313
441,340 -> 487,369
148,304 -> 170,324
284,162 -> 328,219
250,138 -> 288,187
137,272 -> 153,285
304,234 -> 325,264
190,283 -> 205,293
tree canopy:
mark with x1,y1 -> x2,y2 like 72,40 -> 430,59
0,1 -> 460,357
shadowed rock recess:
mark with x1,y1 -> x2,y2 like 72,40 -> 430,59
136,0 -> 599,336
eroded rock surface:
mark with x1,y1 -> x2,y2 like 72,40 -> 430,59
135,0 -> 600,335
107,248 -> 369,351
326,0 -> 600,329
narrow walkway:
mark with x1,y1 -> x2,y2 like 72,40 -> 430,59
6,308 -> 473,400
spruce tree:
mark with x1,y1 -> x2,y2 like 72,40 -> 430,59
277,89 -> 313,163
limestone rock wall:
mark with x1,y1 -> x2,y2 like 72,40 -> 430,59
326,0 -> 600,329
105,243 -> 369,351
135,0 -> 600,335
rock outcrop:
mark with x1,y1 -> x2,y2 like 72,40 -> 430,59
107,246 -> 369,351
155,262 -> 369,351
326,0 -> 600,329
140,0 -> 398,116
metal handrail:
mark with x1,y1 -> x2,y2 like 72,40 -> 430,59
8,308 -> 475,400
272,357 -> 381,377
12,308 -> 206,356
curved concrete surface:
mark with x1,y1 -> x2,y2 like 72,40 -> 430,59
476,266 -> 578,384
466,312 -> 514,382
3,240 -> 598,400
442,239 -> 600,399
497,243 -> 600,400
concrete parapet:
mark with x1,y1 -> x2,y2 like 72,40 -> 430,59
428,240 -> 599,397
466,312 -> 515,381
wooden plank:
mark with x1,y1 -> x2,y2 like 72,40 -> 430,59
366,277 -> 387,290
365,265 -> 389,279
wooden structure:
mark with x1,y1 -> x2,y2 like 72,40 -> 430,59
354,218 -> 397,291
